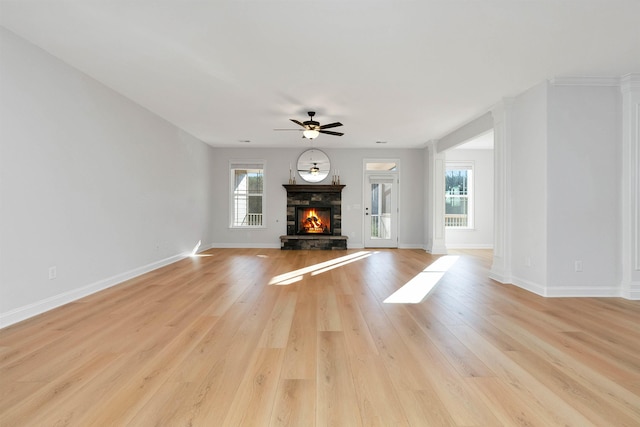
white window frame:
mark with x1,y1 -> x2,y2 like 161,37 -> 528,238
445,161 -> 474,229
229,160 -> 266,229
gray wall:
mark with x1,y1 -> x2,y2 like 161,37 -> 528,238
499,80 -> 624,297
210,147 -> 425,249
0,29 -> 216,326
510,82 -> 549,290
547,83 -> 621,292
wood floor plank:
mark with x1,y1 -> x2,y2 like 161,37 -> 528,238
401,389 -> 457,426
316,331 -> 362,427
465,376 -> 550,426
489,314 -> 640,425
507,349 -> 640,427
404,306 -> 494,378
383,306 -> 501,426
74,316 -> 216,426
347,353 -> 410,426
270,379 -> 316,426
447,324 -> 599,426
1,248 -> 638,426
316,283 -> 342,332
336,294 -> 379,356
258,289 -> 298,349
222,348 -> 285,426
281,284 -> 317,380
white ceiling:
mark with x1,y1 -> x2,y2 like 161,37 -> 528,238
1,1 -> 639,149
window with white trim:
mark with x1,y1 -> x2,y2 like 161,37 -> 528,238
445,162 -> 473,229
230,161 -> 265,228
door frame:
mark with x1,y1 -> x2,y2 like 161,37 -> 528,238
363,158 -> 400,248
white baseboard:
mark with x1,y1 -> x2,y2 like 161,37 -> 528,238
510,275 -> 547,297
211,243 -> 281,249
488,268 -> 512,284
621,281 -> 640,300
544,286 -> 622,298
425,243 -> 448,255
446,243 -> 494,249
0,249 -> 204,329
499,275 -> 629,299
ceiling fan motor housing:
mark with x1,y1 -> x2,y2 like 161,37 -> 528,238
304,112 -> 319,129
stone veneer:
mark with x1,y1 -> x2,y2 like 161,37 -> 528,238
280,184 -> 348,250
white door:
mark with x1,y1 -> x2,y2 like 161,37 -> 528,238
364,173 -> 398,248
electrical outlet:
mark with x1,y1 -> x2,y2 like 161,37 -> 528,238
575,260 -> 583,272
48,266 -> 57,280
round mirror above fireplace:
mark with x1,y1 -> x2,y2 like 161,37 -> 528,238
297,149 -> 330,183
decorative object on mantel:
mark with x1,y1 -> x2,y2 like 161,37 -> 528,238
297,149 -> 330,183
288,163 -> 296,184
331,169 -> 340,185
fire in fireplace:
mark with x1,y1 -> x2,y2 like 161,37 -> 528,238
296,207 -> 332,234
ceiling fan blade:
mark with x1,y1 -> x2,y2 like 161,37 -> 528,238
319,130 -> 344,136
319,122 -> 343,129
290,119 -> 307,128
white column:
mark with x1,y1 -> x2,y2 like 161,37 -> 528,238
620,74 -> 640,299
425,140 -> 447,254
489,98 -> 514,283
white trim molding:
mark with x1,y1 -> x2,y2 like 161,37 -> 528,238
425,141 -> 448,254
211,243 -> 280,249
489,98 -> 514,284
550,76 -> 621,87
620,73 -> 640,299
446,244 -> 494,250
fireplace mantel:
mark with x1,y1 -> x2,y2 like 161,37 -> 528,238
282,184 -> 345,193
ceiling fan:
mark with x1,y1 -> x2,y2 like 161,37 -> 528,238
276,111 -> 344,139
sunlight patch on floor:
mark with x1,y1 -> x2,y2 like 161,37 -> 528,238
384,255 -> 459,303
311,252 -> 373,276
269,251 -> 373,285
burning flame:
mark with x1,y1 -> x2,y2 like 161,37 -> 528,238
302,209 -> 328,233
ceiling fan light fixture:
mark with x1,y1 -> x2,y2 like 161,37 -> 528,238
310,164 -> 320,175
303,129 -> 320,139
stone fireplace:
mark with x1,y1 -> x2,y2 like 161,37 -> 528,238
280,184 -> 347,250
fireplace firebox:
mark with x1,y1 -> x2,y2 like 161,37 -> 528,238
296,207 -> 332,235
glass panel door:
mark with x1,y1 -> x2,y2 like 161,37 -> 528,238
364,174 -> 398,248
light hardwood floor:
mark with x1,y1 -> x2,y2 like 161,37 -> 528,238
1,248 -> 639,426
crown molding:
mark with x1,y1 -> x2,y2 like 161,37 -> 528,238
620,73 -> 640,92
549,76 -> 621,87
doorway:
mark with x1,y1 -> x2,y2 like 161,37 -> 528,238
364,160 -> 399,248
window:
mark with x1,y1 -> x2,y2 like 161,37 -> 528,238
365,161 -> 397,171
445,163 -> 473,228
230,161 -> 264,227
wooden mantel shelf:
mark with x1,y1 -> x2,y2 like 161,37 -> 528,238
283,184 -> 345,193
